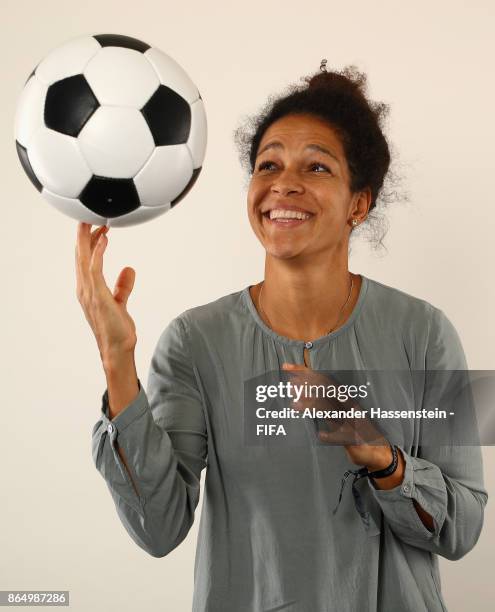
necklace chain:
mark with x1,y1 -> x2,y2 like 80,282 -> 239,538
257,274 -> 354,338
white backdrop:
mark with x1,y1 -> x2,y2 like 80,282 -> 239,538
1,0 -> 494,610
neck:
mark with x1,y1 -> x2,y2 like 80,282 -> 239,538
256,254 -> 360,342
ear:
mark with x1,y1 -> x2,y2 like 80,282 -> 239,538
349,187 -> 372,222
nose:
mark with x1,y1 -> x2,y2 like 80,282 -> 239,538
269,167 -> 304,196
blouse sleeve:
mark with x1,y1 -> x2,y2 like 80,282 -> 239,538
91,315 -> 207,558
367,306 -> 488,560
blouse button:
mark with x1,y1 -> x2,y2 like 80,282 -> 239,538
107,423 -> 115,434
304,341 -> 313,349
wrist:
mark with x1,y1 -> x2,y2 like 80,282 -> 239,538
102,350 -> 136,374
104,357 -> 140,420
365,444 -> 394,472
370,446 -> 405,490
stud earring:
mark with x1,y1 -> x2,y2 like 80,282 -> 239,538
351,219 -> 359,226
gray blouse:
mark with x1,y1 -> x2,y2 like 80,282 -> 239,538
91,275 -> 488,612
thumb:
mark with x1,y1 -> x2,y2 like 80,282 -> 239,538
113,267 -> 136,305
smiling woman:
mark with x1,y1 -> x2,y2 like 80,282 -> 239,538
233,67 -> 400,356
234,64 -> 404,251
85,62 -> 487,612
249,114 -> 369,265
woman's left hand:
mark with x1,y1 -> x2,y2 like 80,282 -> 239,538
281,362 -> 393,470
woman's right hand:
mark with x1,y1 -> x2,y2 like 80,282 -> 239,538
75,222 -> 137,366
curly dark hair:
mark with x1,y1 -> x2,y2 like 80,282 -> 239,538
233,64 -> 408,251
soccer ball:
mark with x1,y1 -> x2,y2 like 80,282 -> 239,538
14,34 -> 207,228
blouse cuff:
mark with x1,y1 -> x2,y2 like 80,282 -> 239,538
367,446 -> 448,538
99,378 -> 146,432
91,379 -> 149,514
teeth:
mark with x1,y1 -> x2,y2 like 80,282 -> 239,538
268,209 -> 311,220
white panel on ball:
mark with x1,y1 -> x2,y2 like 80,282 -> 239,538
106,203 -> 171,228
144,48 -> 199,104
134,145 -> 193,207
35,36 -> 101,86
78,107 -> 155,178
187,99 -> 208,169
28,127 -> 92,198
14,76 -> 48,148
42,189 -> 107,224
84,48 -> 160,108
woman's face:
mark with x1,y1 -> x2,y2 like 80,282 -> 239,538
247,113 -> 369,261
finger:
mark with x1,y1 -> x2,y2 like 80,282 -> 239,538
318,429 -> 361,446
88,232 -> 114,301
320,424 -> 384,445
319,416 -> 354,433
76,223 -> 92,295
283,365 -> 331,388
90,224 -> 109,250
282,363 -> 307,370
77,223 -> 109,269
113,267 -> 136,306
77,223 -> 109,290
281,365 -> 309,383
76,222 -> 92,268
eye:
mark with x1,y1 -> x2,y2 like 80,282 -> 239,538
256,160 -> 331,173
257,160 -> 276,171
308,162 -> 331,173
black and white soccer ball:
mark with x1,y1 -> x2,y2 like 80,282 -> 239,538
14,34 -> 207,227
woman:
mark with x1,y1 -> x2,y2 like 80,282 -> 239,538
77,64 -> 488,611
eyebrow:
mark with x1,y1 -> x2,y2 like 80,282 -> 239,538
256,141 -> 340,163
